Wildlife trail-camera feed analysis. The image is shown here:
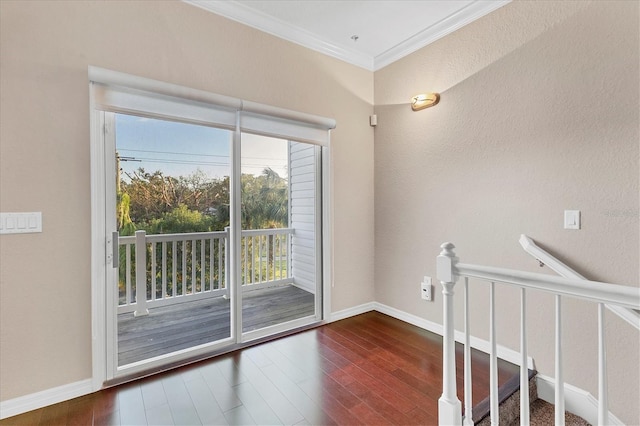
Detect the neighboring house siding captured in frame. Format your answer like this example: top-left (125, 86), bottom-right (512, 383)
top-left (289, 142), bottom-right (317, 294)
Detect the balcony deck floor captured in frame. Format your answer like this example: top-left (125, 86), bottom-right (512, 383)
top-left (118, 285), bottom-right (314, 366)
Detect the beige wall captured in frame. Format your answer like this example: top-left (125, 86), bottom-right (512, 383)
top-left (374, 0), bottom-right (639, 423)
top-left (2, 0), bottom-right (638, 422)
top-left (0, 0), bottom-right (374, 401)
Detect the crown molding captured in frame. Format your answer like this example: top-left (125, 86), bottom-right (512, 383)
top-left (183, 0), bottom-right (510, 72)
top-left (184, 0), bottom-right (374, 70)
top-left (374, 0), bottom-right (512, 70)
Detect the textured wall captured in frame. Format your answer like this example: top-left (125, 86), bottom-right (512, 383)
top-left (0, 0), bottom-right (374, 401)
top-left (374, 0), bottom-right (639, 423)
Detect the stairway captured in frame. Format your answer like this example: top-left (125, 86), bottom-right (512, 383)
top-left (474, 371), bottom-right (590, 425)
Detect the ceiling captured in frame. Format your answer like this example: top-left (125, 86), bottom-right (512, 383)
top-left (184, 0), bottom-right (510, 71)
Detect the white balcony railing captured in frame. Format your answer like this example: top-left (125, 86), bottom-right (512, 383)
top-left (117, 227), bottom-right (294, 316)
top-left (436, 242), bottom-right (640, 426)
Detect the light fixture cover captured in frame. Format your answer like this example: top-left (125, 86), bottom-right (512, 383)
top-left (411, 93), bottom-right (440, 111)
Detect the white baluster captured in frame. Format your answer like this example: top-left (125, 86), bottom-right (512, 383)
top-left (218, 237), bottom-right (223, 290)
top-left (598, 303), bottom-right (608, 425)
top-left (182, 240), bottom-right (187, 296)
top-left (437, 242), bottom-right (462, 425)
top-left (251, 236), bottom-right (256, 284)
top-left (191, 239), bottom-right (196, 293)
top-left (200, 239), bottom-right (205, 292)
top-left (520, 288), bottom-right (530, 425)
top-left (210, 237), bottom-right (215, 291)
top-left (259, 235), bottom-right (263, 284)
top-left (490, 282), bottom-right (499, 425)
top-left (171, 240), bottom-right (177, 297)
top-left (134, 230), bottom-right (149, 317)
top-left (272, 233), bottom-right (276, 280)
top-left (150, 242), bottom-right (156, 301)
top-left (287, 231), bottom-right (293, 279)
top-left (125, 244), bottom-right (131, 305)
top-left (243, 234), bottom-right (248, 286)
top-left (162, 241), bottom-right (167, 299)
top-left (555, 295), bottom-right (565, 425)
top-left (463, 277), bottom-right (474, 426)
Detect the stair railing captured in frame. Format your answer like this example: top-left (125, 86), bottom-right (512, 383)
top-left (518, 234), bottom-right (639, 425)
top-left (519, 234), bottom-right (640, 330)
top-left (437, 242), bottom-right (640, 426)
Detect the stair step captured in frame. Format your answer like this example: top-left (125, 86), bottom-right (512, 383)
top-left (474, 369), bottom-right (591, 425)
top-left (474, 369), bottom-right (537, 424)
top-left (523, 399), bottom-right (591, 426)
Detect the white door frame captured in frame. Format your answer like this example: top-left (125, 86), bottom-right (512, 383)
top-left (89, 92), bottom-right (333, 391)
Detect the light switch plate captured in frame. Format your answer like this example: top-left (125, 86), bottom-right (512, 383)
top-left (0, 212), bottom-right (42, 234)
top-left (564, 210), bottom-right (580, 230)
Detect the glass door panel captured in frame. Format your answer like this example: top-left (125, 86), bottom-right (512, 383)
top-left (240, 134), bottom-right (321, 338)
top-left (112, 113), bottom-right (233, 368)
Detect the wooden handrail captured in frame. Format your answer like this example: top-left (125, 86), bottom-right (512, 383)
top-left (454, 262), bottom-right (640, 310)
top-left (519, 234), bottom-right (640, 329)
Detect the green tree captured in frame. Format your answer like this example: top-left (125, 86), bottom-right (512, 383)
top-left (120, 168), bottom-right (230, 233)
top-left (241, 168), bottom-right (288, 230)
top-left (148, 204), bottom-right (215, 234)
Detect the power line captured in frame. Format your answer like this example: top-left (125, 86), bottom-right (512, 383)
top-left (118, 148), bottom-right (286, 162)
top-left (119, 148), bottom-right (229, 158)
top-left (121, 157), bottom-right (285, 171)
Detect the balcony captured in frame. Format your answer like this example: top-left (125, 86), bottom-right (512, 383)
top-left (117, 228), bottom-right (315, 366)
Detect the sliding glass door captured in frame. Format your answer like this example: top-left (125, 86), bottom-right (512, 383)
top-left (100, 111), bottom-right (324, 379)
top-left (91, 69), bottom-right (332, 380)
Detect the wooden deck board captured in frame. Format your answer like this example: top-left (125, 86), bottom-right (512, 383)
top-left (118, 285), bottom-right (315, 365)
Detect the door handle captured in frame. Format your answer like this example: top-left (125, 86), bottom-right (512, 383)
top-left (112, 231), bottom-right (119, 269)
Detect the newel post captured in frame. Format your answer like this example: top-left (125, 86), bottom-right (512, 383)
top-left (437, 242), bottom-right (462, 425)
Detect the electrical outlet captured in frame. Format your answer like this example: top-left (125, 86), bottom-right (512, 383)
top-left (421, 276), bottom-right (432, 301)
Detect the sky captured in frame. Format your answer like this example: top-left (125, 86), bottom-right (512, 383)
top-left (115, 113), bottom-right (289, 181)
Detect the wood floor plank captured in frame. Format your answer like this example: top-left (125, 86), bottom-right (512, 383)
top-left (66, 395), bottom-right (95, 426)
top-left (343, 379), bottom-right (415, 425)
top-left (223, 405), bottom-right (255, 426)
top-left (258, 342), bottom-right (309, 384)
top-left (140, 380), bottom-right (168, 411)
top-left (296, 377), bottom-right (363, 425)
top-left (183, 376), bottom-right (228, 425)
top-left (199, 363), bottom-right (242, 413)
top-left (233, 352), bottom-right (304, 425)
top-left (233, 381), bottom-right (282, 426)
top-left (341, 361), bottom-right (416, 414)
top-left (211, 355), bottom-right (249, 387)
top-left (144, 403), bottom-right (173, 426)
top-left (349, 402), bottom-right (391, 426)
top-left (161, 375), bottom-right (202, 425)
top-left (260, 363), bottom-right (336, 426)
top-left (3, 311), bottom-right (524, 426)
top-left (38, 400), bottom-right (69, 426)
top-left (117, 385), bottom-right (147, 426)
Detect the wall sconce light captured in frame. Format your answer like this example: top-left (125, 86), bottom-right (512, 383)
top-left (411, 93), bottom-right (440, 111)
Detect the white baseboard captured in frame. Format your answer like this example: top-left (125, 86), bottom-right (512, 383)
top-left (329, 302), bottom-right (375, 322)
top-left (372, 302), bottom-right (535, 369)
top-left (536, 374), bottom-right (624, 425)
top-left (0, 379), bottom-right (93, 420)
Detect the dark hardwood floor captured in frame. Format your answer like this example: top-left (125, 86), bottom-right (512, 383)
top-left (1, 312), bottom-right (518, 425)
top-left (119, 285), bottom-right (315, 365)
